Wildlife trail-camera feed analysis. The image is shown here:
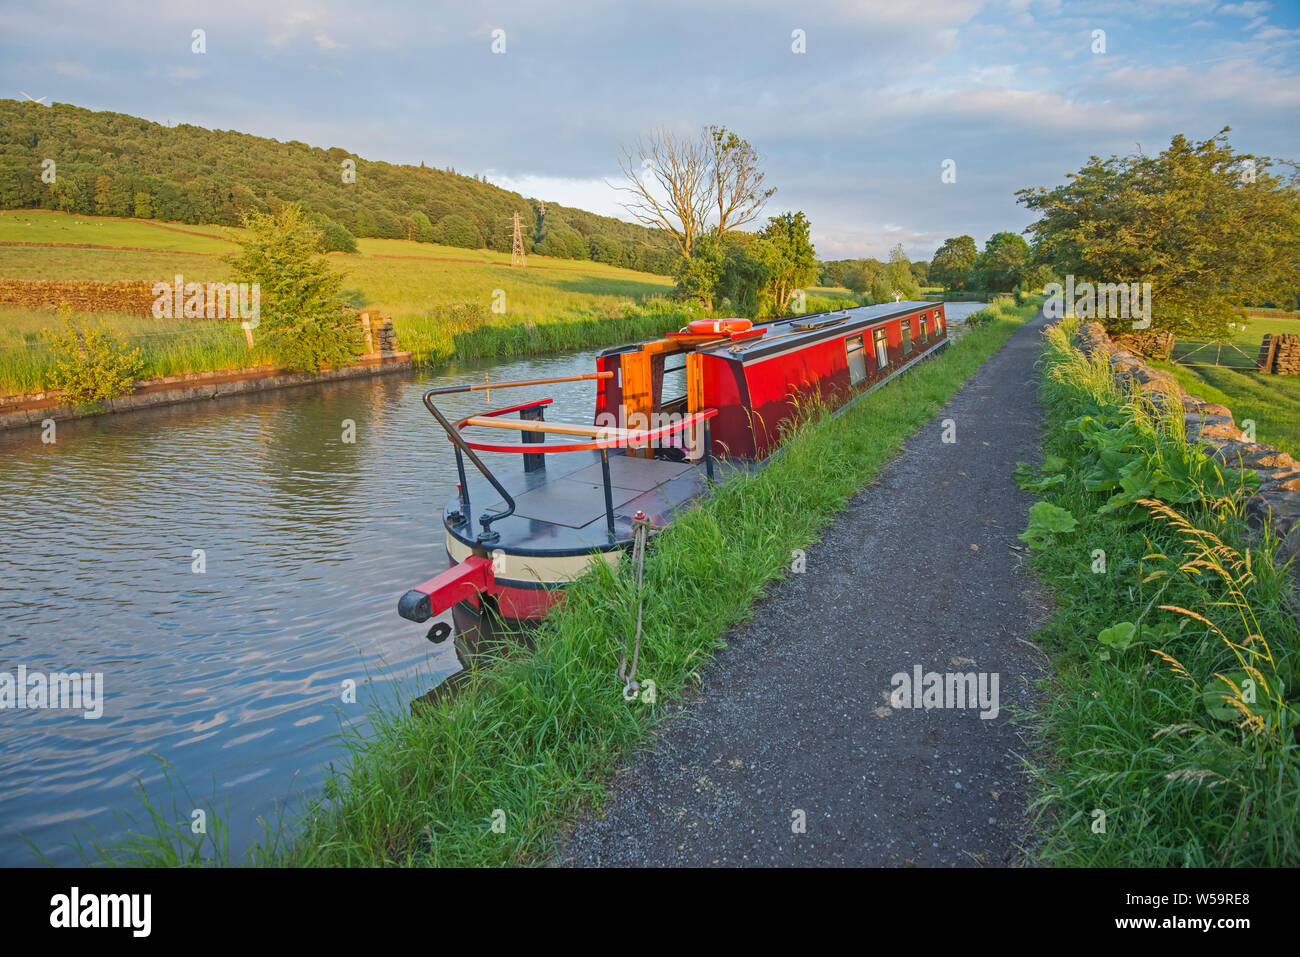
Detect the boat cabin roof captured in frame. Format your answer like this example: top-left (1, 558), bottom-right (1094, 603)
top-left (598, 300), bottom-right (942, 364)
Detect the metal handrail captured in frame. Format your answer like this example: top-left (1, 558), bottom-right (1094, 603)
top-left (421, 373), bottom-right (611, 542)
top-left (421, 371), bottom-right (716, 544)
top-left (455, 407), bottom-right (718, 454)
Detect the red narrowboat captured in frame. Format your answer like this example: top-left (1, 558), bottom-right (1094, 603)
top-left (398, 300), bottom-right (948, 632)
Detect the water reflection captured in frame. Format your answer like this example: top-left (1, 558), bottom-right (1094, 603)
top-left (0, 351), bottom-right (600, 866)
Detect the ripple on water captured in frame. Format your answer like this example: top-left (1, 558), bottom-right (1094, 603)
top-left (0, 351), bottom-right (603, 865)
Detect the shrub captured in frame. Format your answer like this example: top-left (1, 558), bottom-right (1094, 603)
top-left (312, 217), bottom-right (359, 253)
top-left (46, 306), bottom-right (143, 408)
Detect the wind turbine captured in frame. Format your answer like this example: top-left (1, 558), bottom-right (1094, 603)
top-left (19, 91), bottom-right (48, 105)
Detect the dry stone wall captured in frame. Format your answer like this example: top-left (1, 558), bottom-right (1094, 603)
top-left (1257, 333), bottom-right (1300, 375)
top-left (1075, 321), bottom-right (1300, 576)
top-left (0, 279), bottom-right (158, 314)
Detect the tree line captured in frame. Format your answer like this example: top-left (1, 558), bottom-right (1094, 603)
top-left (819, 247), bottom-right (927, 302)
top-left (926, 129), bottom-right (1299, 338)
top-left (927, 232), bottom-right (1052, 296)
top-left (0, 100), bottom-right (681, 274)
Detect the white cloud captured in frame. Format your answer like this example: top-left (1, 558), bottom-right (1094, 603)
top-left (482, 172), bottom-right (631, 221)
top-left (1216, 2), bottom-right (1272, 16)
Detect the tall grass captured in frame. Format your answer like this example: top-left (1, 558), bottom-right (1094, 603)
top-left (1022, 317), bottom-right (1300, 866)
top-left (392, 296), bottom-right (702, 366)
top-left (0, 306), bottom-right (266, 395)
top-left (74, 299), bottom-right (1042, 867)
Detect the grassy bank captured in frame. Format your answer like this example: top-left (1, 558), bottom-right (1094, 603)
top-left (0, 305), bottom-right (270, 395)
top-left (1021, 318), bottom-right (1299, 866)
top-left (388, 297), bottom-right (700, 367)
top-left (1141, 309), bottom-right (1300, 458)
top-left (83, 298), bottom-right (1042, 866)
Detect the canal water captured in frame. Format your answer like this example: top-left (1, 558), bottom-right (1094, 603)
top-left (0, 302), bottom-right (987, 865)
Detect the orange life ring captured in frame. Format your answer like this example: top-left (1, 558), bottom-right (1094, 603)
top-left (686, 318), bottom-right (752, 336)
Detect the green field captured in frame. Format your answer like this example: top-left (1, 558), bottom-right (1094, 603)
top-left (0, 211), bottom-right (676, 318)
top-left (0, 210), bottom-right (236, 252)
top-left (1152, 360), bottom-right (1300, 460)
top-left (1152, 311), bottom-right (1300, 459)
top-left (0, 211), bottom-right (687, 395)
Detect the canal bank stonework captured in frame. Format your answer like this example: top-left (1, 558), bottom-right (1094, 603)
top-left (0, 352), bottom-right (413, 431)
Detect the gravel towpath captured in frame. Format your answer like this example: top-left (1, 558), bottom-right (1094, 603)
top-left (557, 311), bottom-right (1053, 867)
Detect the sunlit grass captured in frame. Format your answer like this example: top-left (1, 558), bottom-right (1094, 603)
top-left (1150, 359), bottom-right (1300, 460)
top-left (1022, 317), bottom-right (1300, 866)
top-left (0, 209), bottom-right (239, 252)
top-left (0, 305), bottom-right (267, 395)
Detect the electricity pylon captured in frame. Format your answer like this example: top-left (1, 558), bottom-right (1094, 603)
top-left (511, 211), bottom-right (526, 267)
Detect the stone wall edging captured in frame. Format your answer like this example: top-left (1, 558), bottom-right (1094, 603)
top-left (0, 353), bottom-right (413, 431)
top-left (1073, 321), bottom-right (1300, 575)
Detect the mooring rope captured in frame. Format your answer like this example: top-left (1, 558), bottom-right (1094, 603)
top-left (617, 510), bottom-right (653, 698)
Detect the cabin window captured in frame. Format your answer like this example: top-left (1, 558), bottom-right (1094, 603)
top-left (919, 315), bottom-right (929, 344)
top-left (845, 334), bottom-right (867, 386)
top-left (935, 311), bottom-right (944, 333)
top-left (901, 320), bottom-right (913, 355)
top-left (873, 327), bottom-right (889, 369)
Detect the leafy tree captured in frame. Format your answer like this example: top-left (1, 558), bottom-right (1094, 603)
top-left (756, 211), bottom-right (818, 315)
top-left (675, 234), bottom-right (727, 309)
top-left (930, 235), bottom-right (978, 291)
top-left (227, 205), bottom-right (360, 372)
top-left (886, 244), bottom-right (920, 299)
top-left (588, 234), bottom-right (622, 265)
top-left (354, 208), bottom-right (379, 237)
top-left (534, 225), bottom-right (586, 259)
top-left (717, 236), bottom-right (770, 314)
top-left (408, 211), bottom-right (434, 242)
top-left (435, 213), bottom-right (482, 249)
top-left (93, 175), bottom-right (113, 215)
top-left (971, 231), bottom-right (1031, 292)
top-left (1016, 128), bottom-right (1300, 338)
top-left (1019, 262), bottom-right (1056, 294)
top-left (706, 125), bottom-right (776, 236)
top-left (307, 213), bottom-right (358, 253)
top-left (843, 263), bottom-right (870, 296)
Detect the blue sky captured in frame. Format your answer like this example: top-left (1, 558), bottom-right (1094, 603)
top-left (2, 0), bottom-right (1297, 260)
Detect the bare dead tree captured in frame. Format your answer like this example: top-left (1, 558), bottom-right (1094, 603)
top-left (707, 125), bottom-right (776, 237)
top-left (614, 129), bottom-right (714, 258)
